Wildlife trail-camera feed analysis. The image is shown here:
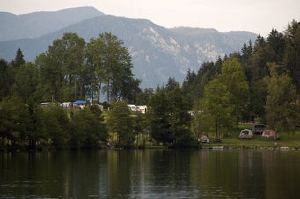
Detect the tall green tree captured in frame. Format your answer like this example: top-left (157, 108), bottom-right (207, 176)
top-left (8, 48), bottom-right (26, 96)
top-left (182, 58), bottom-right (223, 109)
top-left (37, 33), bottom-right (85, 102)
top-left (11, 48), bottom-right (25, 68)
top-left (220, 58), bottom-right (249, 127)
top-left (0, 59), bottom-right (10, 100)
top-left (135, 88), bottom-right (154, 105)
top-left (203, 77), bottom-right (234, 138)
top-left (167, 86), bottom-right (192, 146)
top-left (12, 62), bottom-right (40, 103)
top-left (86, 35), bottom-right (106, 102)
top-left (284, 20), bottom-right (300, 94)
top-left (86, 32), bottom-right (140, 103)
top-left (106, 101), bottom-right (134, 147)
top-left (245, 35), bottom-right (269, 122)
top-left (0, 95), bottom-right (29, 150)
top-left (69, 106), bottom-right (108, 149)
top-left (148, 90), bottom-right (172, 144)
top-left (41, 105), bottom-right (70, 149)
top-left (148, 79), bottom-right (193, 146)
top-left (265, 63), bottom-right (298, 133)
top-left (181, 69), bottom-right (197, 109)
top-left (191, 99), bottom-right (214, 140)
top-left (26, 100), bottom-right (44, 150)
top-left (266, 29), bottom-right (286, 62)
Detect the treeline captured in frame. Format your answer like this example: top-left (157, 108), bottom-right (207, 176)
top-left (0, 32), bottom-right (141, 104)
top-left (1, 20), bottom-right (300, 151)
top-left (0, 97), bottom-right (107, 151)
top-left (182, 20), bottom-right (300, 138)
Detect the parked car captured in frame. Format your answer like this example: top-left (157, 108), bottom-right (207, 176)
top-left (239, 129), bottom-right (253, 139)
top-left (252, 124), bottom-right (266, 134)
top-left (262, 130), bottom-right (279, 140)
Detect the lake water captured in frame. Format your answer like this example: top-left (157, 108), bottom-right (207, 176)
top-left (1, 149), bottom-right (300, 198)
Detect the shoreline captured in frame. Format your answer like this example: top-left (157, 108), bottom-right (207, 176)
top-left (201, 145), bottom-right (299, 151)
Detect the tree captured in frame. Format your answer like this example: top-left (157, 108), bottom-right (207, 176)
top-left (69, 106), bottom-right (108, 149)
top-left (148, 90), bottom-right (173, 145)
top-left (167, 86), bottom-right (193, 146)
top-left (37, 33), bottom-right (86, 102)
top-left (0, 59), bottom-right (10, 100)
top-left (266, 29), bottom-right (286, 62)
top-left (284, 20), bottom-right (300, 94)
top-left (12, 62), bottom-right (40, 103)
top-left (7, 48), bottom-right (26, 96)
top-left (182, 69), bottom-right (197, 109)
top-left (148, 79), bottom-right (193, 146)
top-left (106, 101), bottom-right (135, 147)
top-left (85, 34), bottom-right (106, 102)
top-left (41, 105), bottom-right (70, 149)
top-left (199, 58), bottom-right (248, 139)
top-left (182, 59), bottom-right (222, 108)
top-left (203, 77), bottom-right (235, 139)
top-left (191, 99), bottom-right (214, 140)
top-left (0, 95), bottom-right (29, 150)
top-left (26, 99), bottom-right (44, 150)
top-left (265, 63), bottom-right (298, 133)
top-left (246, 33), bottom-right (284, 121)
top-left (135, 88), bottom-right (154, 105)
top-left (86, 32), bottom-right (140, 103)
top-left (11, 48), bottom-right (25, 68)
top-left (220, 58), bottom-right (249, 127)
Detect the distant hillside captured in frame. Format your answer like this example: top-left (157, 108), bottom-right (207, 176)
top-left (0, 7), bottom-right (257, 88)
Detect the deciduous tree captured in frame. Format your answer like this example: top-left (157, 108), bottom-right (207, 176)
top-left (148, 79), bottom-right (193, 146)
top-left (13, 62), bottom-right (40, 103)
top-left (220, 58), bottom-right (249, 127)
top-left (37, 33), bottom-right (85, 102)
top-left (86, 32), bottom-right (140, 103)
top-left (203, 77), bottom-right (234, 138)
top-left (265, 63), bottom-right (298, 133)
top-left (106, 101), bottom-right (134, 147)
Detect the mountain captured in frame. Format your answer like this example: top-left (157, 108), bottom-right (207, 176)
top-left (0, 7), bottom-right (257, 88)
top-left (0, 6), bottom-right (104, 41)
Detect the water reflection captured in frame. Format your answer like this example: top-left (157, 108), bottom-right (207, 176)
top-left (1, 150), bottom-right (300, 198)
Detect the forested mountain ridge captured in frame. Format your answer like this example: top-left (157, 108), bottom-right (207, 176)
top-left (0, 7), bottom-right (257, 88)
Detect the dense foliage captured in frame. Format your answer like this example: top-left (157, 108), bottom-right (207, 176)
top-left (1, 20), bottom-right (300, 150)
top-left (147, 78), bottom-right (194, 147)
top-left (183, 20), bottom-right (300, 137)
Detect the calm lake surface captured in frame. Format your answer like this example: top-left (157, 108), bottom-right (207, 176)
top-left (1, 149), bottom-right (300, 198)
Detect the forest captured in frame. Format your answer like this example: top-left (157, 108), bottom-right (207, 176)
top-left (0, 20), bottom-right (300, 151)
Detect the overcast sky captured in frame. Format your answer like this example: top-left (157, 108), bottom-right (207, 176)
top-left (1, 0), bottom-right (299, 36)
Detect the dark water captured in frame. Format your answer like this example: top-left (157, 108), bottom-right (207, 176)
top-left (1, 149), bottom-right (300, 198)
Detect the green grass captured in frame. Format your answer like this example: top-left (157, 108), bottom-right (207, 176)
top-left (202, 123), bottom-right (300, 148)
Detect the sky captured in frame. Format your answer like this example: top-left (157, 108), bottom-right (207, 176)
top-left (1, 0), bottom-right (300, 36)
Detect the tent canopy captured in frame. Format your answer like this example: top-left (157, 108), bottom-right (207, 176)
top-left (73, 100), bottom-right (86, 105)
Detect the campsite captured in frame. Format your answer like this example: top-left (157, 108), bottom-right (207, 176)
top-left (199, 123), bottom-right (300, 150)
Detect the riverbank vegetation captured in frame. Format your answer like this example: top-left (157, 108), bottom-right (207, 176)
top-left (1, 20), bottom-right (300, 151)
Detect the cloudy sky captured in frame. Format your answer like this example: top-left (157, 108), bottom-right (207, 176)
top-left (1, 0), bottom-right (299, 36)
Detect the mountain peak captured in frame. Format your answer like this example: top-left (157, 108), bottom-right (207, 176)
top-left (19, 6), bottom-right (104, 17)
top-left (0, 6), bottom-right (104, 41)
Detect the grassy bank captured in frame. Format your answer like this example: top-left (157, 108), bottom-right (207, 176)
top-left (201, 124), bottom-right (300, 149)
